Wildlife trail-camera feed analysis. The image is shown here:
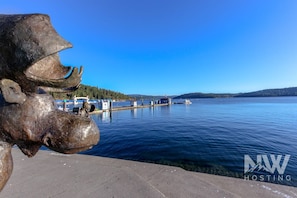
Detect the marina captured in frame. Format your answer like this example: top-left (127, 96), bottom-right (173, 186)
top-left (56, 96), bottom-right (192, 114)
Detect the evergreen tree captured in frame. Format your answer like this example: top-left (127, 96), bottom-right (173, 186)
top-left (50, 84), bottom-right (130, 100)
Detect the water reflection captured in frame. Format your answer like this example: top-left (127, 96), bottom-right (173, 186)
top-left (98, 111), bottom-right (112, 123)
top-left (131, 109), bottom-right (137, 118)
top-left (149, 106), bottom-right (155, 116)
top-left (159, 105), bottom-right (171, 116)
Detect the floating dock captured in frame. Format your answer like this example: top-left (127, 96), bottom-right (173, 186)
top-left (91, 103), bottom-right (169, 114)
top-left (58, 98), bottom-right (176, 114)
top-left (2, 149), bottom-right (297, 197)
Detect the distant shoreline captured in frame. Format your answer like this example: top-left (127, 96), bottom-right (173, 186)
top-left (52, 84), bottom-right (297, 100)
top-left (173, 87), bottom-right (297, 99)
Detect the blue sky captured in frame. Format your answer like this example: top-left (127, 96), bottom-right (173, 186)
top-left (1, 1), bottom-right (297, 95)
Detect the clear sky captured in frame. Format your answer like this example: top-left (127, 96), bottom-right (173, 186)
top-left (1, 0), bottom-right (297, 95)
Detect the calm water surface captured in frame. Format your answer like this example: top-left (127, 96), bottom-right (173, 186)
top-left (81, 97), bottom-right (297, 186)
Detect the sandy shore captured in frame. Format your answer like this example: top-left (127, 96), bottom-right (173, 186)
top-left (1, 149), bottom-right (297, 198)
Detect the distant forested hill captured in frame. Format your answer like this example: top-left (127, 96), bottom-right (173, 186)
top-left (51, 85), bottom-right (297, 100)
top-left (128, 94), bottom-right (174, 100)
top-left (174, 87), bottom-right (297, 99)
top-left (51, 84), bottom-right (130, 100)
top-left (235, 87), bottom-right (297, 97)
top-left (174, 92), bottom-right (235, 99)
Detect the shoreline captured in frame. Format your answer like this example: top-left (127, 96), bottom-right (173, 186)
top-left (2, 149), bottom-right (297, 197)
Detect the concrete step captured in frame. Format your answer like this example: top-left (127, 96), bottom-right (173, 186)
top-left (1, 149), bottom-right (297, 198)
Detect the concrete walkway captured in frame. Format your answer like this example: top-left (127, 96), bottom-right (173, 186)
top-left (1, 149), bottom-right (297, 198)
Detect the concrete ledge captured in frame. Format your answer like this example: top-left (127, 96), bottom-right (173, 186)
top-left (1, 149), bottom-right (297, 198)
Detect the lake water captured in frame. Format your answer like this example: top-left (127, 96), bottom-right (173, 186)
top-left (81, 97), bottom-right (297, 187)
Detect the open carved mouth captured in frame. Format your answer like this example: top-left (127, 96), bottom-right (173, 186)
top-left (24, 53), bottom-right (83, 93)
top-left (0, 14), bottom-right (83, 94)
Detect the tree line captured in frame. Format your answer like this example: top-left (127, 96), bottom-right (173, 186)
top-left (174, 87), bottom-right (297, 99)
top-left (235, 87), bottom-right (297, 97)
top-left (174, 92), bottom-right (235, 99)
top-left (50, 84), bottom-right (130, 100)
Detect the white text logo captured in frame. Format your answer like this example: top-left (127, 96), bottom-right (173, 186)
top-left (244, 154), bottom-right (291, 182)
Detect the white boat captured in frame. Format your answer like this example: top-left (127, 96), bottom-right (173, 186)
top-left (184, 99), bottom-right (192, 104)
